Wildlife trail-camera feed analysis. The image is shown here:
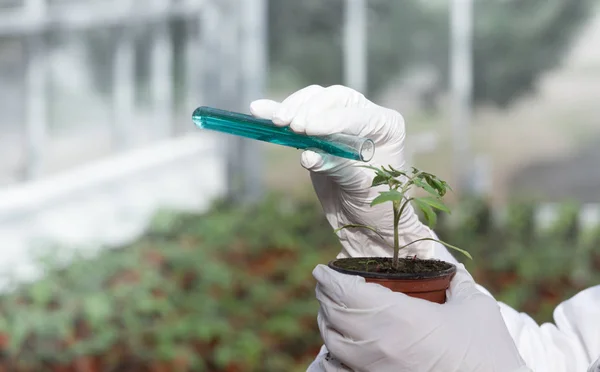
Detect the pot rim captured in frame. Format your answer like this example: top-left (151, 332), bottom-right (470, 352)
top-left (328, 257), bottom-right (457, 280)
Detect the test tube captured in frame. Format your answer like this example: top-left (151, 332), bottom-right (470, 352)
top-left (192, 106), bottom-right (375, 162)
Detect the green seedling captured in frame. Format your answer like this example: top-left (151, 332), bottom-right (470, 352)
top-left (335, 165), bottom-right (472, 269)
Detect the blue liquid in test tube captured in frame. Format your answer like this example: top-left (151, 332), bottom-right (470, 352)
top-left (192, 106), bottom-right (375, 162)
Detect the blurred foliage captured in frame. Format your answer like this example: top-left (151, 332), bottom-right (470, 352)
top-left (436, 198), bottom-right (600, 322)
top-left (0, 194), bottom-right (598, 370)
top-left (269, 0), bottom-right (592, 107)
top-left (0, 195), bottom-right (338, 371)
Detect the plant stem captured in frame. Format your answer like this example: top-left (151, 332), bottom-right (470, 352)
top-left (392, 176), bottom-right (416, 269)
top-left (393, 201), bottom-right (400, 268)
top-left (392, 196), bottom-right (415, 268)
top-left (397, 197), bottom-right (413, 223)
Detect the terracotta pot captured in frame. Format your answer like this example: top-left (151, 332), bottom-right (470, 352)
top-left (328, 258), bottom-right (457, 304)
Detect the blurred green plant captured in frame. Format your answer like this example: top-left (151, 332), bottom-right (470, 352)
top-left (0, 195), bottom-right (339, 371)
top-left (0, 194), bottom-right (597, 371)
top-left (435, 198), bottom-right (600, 322)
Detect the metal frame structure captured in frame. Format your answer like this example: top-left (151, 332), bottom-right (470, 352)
top-left (0, 0), bottom-right (267, 285)
top-left (0, 0), bottom-right (267, 203)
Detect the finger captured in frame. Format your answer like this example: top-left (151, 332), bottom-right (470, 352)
top-left (446, 263), bottom-right (482, 302)
top-left (249, 99), bottom-right (281, 120)
top-left (303, 107), bottom-right (405, 146)
top-left (290, 85), bottom-right (376, 133)
top-left (316, 282), bottom-right (391, 343)
top-left (313, 264), bottom-right (421, 310)
top-left (272, 84), bottom-right (324, 126)
top-left (317, 308), bottom-right (363, 370)
top-left (316, 285), bottom-right (359, 340)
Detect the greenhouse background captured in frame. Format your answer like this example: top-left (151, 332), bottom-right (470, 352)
top-left (0, 0), bottom-right (599, 370)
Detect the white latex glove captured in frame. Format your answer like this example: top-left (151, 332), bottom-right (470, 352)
top-left (250, 85), bottom-right (436, 259)
top-left (308, 261), bottom-right (531, 372)
top-left (307, 237), bottom-right (600, 372)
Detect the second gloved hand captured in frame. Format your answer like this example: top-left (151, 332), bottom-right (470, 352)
top-left (310, 262), bottom-right (531, 372)
top-left (250, 85), bottom-right (436, 259)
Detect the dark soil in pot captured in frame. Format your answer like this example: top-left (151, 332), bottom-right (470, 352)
top-left (328, 257), bottom-right (457, 304)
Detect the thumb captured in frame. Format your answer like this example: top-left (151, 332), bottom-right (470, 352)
top-left (447, 263), bottom-right (482, 302)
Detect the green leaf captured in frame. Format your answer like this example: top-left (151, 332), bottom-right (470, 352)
top-left (415, 196), bottom-right (450, 213)
top-left (422, 174), bottom-right (450, 197)
top-left (371, 174), bottom-right (388, 187)
top-left (384, 165), bottom-right (403, 177)
top-left (413, 199), bottom-right (437, 228)
top-left (358, 165), bottom-right (387, 176)
top-left (438, 241), bottom-right (472, 260)
top-left (371, 190), bottom-right (404, 206)
top-left (413, 178), bottom-right (439, 196)
top-left (399, 237), bottom-right (472, 260)
top-left (387, 165), bottom-right (404, 173)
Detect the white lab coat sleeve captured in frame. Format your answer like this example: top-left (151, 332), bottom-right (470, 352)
top-left (483, 285), bottom-right (600, 372)
top-left (552, 285), bottom-right (600, 371)
top-left (435, 238), bottom-right (600, 371)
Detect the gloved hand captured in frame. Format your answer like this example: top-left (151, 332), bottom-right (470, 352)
top-left (307, 262), bottom-right (531, 372)
top-left (250, 85), bottom-right (436, 259)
